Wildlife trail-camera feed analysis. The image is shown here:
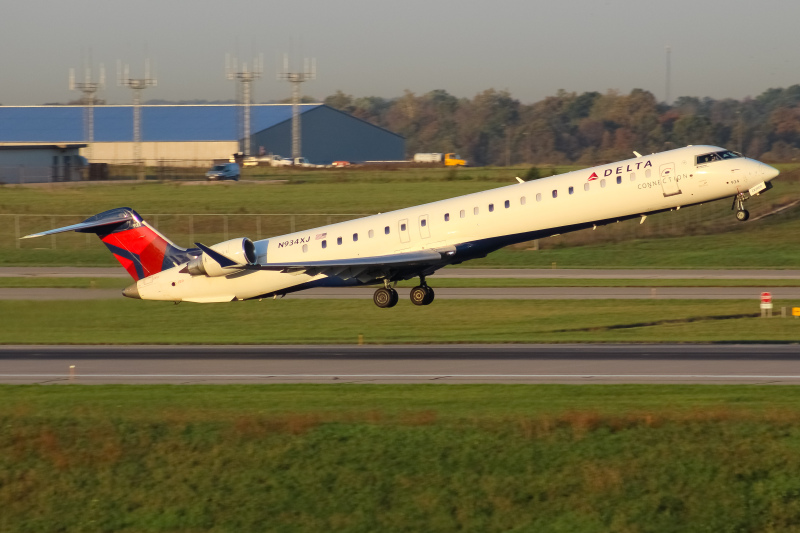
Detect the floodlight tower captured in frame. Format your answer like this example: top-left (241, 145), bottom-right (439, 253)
top-left (278, 55), bottom-right (316, 160)
top-left (665, 45), bottom-right (672, 105)
top-left (119, 59), bottom-right (157, 180)
top-left (69, 62), bottom-right (105, 160)
top-left (226, 54), bottom-right (263, 156)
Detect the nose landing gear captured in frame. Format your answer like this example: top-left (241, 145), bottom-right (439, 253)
top-left (732, 192), bottom-right (750, 222)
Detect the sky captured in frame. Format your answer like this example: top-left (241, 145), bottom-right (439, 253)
top-left (2, 0), bottom-right (799, 106)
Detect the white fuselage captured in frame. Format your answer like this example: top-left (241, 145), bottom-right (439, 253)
top-left (136, 145), bottom-right (779, 302)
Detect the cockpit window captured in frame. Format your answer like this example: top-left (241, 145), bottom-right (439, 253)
top-left (696, 150), bottom-right (742, 165)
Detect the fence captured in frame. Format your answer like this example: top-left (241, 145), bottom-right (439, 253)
top-left (1, 200), bottom-right (747, 255)
top-left (2, 213), bottom-right (370, 251)
top-left (0, 165), bottom-right (86, 184)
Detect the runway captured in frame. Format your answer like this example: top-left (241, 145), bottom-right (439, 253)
top-left (2, 344), bottom-right (800, 384)
top-left (2, 267), bottom-right (799, 279)
top-left (0, 286), bottom-right (797, 300)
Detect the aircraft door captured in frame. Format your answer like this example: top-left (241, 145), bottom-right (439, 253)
top-left (418, 214), bottom-right (430, 239)
top-left (398, 218), bottom-right (410, 243)
top-left (660, 162), bottom-right (682, 197)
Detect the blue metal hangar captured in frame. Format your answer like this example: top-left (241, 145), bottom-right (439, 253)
top-left (0, 104), bottom-right (404, 165)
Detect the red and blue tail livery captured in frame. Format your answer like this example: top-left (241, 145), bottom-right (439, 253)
top-left (23, 207), bottom-right (196, 281)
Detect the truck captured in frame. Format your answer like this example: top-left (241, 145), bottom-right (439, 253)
top-left (412, 153), bottom-right (468, 166)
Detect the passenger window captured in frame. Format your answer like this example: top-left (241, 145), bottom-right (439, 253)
top-left (600, 179), bottom-right (606, 188)
top-left (369, 229), bottom-right (374, 238)
top-left (321, 240), bottom-right (327, 249)
top-left (645, 169), bottom-right (652, 178)
top-left (474, 207), bottom-right (479, 215)
top-left (535, 193), bottom-right (541, 202)
top-left (353, 233), bottom-right (358, 242)
top-left (616, 176), bottom-right (621, 184)
top-left (385, 226), bottom-right (390, 235)
top-left (488, 204), bottom-right (494, 212)
top-left (400, 223), bottom-right (406, 231)
top-left (568, 186), bottom-right (574, 195)
top-left (302, 244), bottom-right (308, 253)
top-left (337, 237), bottom-right (343, 245)
top-left (552, 190), bottom-right (557, 198)
top-left (630, 173), bottom-right (635, 181)
top-left (460, 209), bottom-right (465, 218)
top-left (444, 213), bottom-right (450, 222)
top-left (521, 196), bottom-right (527, 205)
top-left (584, 183), bottom-right (590, 191)
top-left (504, 200), bottom-right (510, 208)
top-left (421, 219), bottom-right (427, 227)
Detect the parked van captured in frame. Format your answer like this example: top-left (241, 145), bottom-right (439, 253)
top-left (205, 163), bottom-right (240, 181)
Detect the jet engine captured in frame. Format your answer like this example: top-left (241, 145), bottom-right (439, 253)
top-left (187, 238), bottom-right (257, 277)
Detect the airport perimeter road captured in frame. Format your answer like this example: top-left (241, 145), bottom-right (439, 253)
top-left (2, 267), bottom-right (800, 279)
top-left (2, 344), bottom-right (800, 384)
top-left (1, 286), bottom-right (799, 300)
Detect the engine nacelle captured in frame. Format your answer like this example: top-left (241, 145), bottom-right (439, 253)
top-left (187, 237), bottom-right (257, 277)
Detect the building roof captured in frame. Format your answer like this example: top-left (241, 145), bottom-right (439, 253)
top-left (0, 144), bottom-right (87, 150)
top-left (0, 104), bottom-right (322, 143)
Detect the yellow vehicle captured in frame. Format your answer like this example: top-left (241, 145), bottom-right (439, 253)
top-left (413, 152), bottom-right (468, 166)
top-left (444, 153), bottom-right (467, 166)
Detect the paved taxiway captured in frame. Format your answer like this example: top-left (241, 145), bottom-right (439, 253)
top-left (2, 267), bottom-right (800, 279)
top-left (2, 267), bottom-right (797, 300)
top-left (2, 344), bottom-right (800, 384)
top-left (2, 286), bottom-right (799, 300)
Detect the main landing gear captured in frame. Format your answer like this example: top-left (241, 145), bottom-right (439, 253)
top-left (732, 192), bottom-right (750, 222)
top-left (373, 281), bottom-right (399, 308)
top-left (372, 277), bottom-right (436, 308)
top-left (410, 279), bottom-right (435, 306)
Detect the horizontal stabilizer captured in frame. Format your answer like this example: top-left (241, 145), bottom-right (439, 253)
top-left (21, 209), bottom-right (137, 239)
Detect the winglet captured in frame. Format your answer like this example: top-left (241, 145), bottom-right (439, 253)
top-left (515, 177), bottom-right (524, 183)
top-left (195, 242), bottom-right (239, 268)
top-left (633, 151), bottom-right (642, 157)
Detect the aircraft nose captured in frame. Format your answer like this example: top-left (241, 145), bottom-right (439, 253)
top-left (761, 162), bottom-right (780, 181)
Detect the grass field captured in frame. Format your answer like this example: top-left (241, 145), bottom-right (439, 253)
top-left (4, 276), bottom-right (800, 289)
top-left (5, 385), bottom-right (800, 532)
top-left (2, 165), bottom-right (800, 268)
top-left (1, 299), bottom-right (799, 344)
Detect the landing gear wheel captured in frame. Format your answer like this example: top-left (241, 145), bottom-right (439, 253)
top-left (410, 286), bottom-right (435, 306)
top-left (373, 287), bottom-right (399, 308)
top-left (736, 209), bottom-right (750, 222)
top-left (422, 287), bottom-right (435, 305)
top-left (410, 286), bottom-right (428, 306)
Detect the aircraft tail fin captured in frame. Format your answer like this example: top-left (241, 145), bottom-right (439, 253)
top-left (22, 207), bottom-right (197, 281)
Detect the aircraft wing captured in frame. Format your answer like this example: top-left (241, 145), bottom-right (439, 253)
top-left (196, 242), bottom-right (454, 282)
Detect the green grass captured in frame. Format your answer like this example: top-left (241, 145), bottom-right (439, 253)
top-left (6, 385), bottom-right (800, 532)
top-left (408, 278), bottom-right (800, 287)
top-left (2, 166), bottom-right (799, 268)
top-left (5, 216), bottom-right (800, 268)
top-left (0, 277), bottom-right (127, 289)
top-left (1, 299), bottom-right (799, 344)
top-left (2, 277), bottom-right (799, 289)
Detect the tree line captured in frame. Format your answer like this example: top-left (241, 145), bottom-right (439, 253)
top-left (322, 86), bottom-right (800, 165)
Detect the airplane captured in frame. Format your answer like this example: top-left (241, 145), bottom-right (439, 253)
top-left (23, 145), bottom-right (779, 308)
